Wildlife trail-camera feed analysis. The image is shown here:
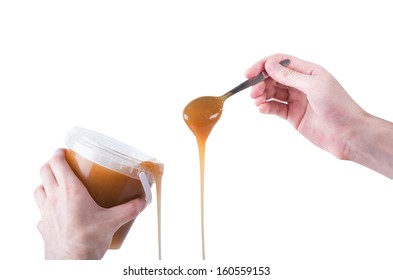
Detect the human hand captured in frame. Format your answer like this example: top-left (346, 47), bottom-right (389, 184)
top-left (34, 149), bottom-right (146, 259)
top-left (246, 54), bottom-right (367, 159)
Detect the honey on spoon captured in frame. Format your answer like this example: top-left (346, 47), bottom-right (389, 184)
top-left (183, 59), bottom-right (290, 259)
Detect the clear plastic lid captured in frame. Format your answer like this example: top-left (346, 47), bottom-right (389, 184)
top-left (64, 127), bottom-right (162, 185)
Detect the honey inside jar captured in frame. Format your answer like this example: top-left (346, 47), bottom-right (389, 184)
top-left (64, 127), bottom-right (163, 257)
top-left (65, 150), bottom-right (144, 249)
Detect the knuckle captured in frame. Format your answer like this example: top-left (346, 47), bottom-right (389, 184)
top-left (37, 221), bottom-right (43, 233)
top-left (50, 149), bottom-right (66, 167)
top-left (39, 163), bottom-right (49, 177)
top-left (282, 68), bottom-right (295, 78)
top-left (126, 202), bottom-right (140, 221)
top-left (34, 185), bottom-right (43, 197)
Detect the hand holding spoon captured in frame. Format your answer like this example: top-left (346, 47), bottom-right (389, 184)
top-left (183, 59), bottom-right (291, 139)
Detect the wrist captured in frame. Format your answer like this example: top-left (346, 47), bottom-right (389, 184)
top-left (344, 113), bottom-right (393, 179)
top-left (343, 112), bottom-right (373, 162)
top-left (45, 241), bottom-right (105, 260)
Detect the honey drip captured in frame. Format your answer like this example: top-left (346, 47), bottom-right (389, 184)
top-left (140, 161), bottom-right (164, 260)
top-left (183, 95), bottom-right (225, 259)
top-left (183, 59), bottom-right (290, 259)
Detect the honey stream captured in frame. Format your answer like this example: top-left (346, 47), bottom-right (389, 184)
top-left (183, 59), bottom-right (290, 259)
top-left (183, 95), bottom-right (225, 259)
top-left (140, 161), bottom-right (164, 260)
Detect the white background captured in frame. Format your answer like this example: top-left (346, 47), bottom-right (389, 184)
top-left (1, 0), bottom-right (392, 279)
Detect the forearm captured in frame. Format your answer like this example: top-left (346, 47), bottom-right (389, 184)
top-left (346, 114), bottom-right (393, 179)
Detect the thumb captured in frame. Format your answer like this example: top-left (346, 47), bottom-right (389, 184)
top-left (106, 198), bottom-right (147, 229)
top-left (265, 59), bottom-right (311, 91)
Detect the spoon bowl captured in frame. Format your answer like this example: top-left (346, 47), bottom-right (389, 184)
top-left (183, 96), bottom-right (224, 139)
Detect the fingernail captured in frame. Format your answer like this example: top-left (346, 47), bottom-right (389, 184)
top-left (266, 59), bottom-right (291, 73)
top-left (279, 59), bottom-right (291, 67)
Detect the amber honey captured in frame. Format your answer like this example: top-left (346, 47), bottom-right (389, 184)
top-left (65, 149), bottom-right (144, 249)
top-left (183, 95), bottom-right (224, 260)
top-left (64, 127), bottom-right (163, 257)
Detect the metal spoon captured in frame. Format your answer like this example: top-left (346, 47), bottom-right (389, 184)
top-left (183, 59), bottom-right (291, 139)
top-left (222, 58), bottom-right (291, 101)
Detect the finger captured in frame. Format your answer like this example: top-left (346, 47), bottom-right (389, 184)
top-left (245, 53), bottom-right (295, 79)
top-left (40, 162), bottom-right (58, 194)
top-left (255, 95), bottom-right (266, 107)
top-left (264, 55), bottom-right (322, 92)
top-left (247, 53), bottom-right (316, 74)
top-left (259, 100), bottom-right (288, 120)
top-left (250, 77), bottom-right (277, 99)
top-left (253, 77), bottom-right (278, 97)
top-left (250, 81), bottom-right (266, 99)
top-left (106, 198), bottom-right (147, 229)
top-left (49, 149), bottom-right (81, 189)
top-left (37, 220), bottom-right (44, 234)
top-left (252, 81), bottom-right (289, 106)
top-left (34, 185), bottom-right (46, 214)
top-left (246, 53), bottom-right (321, 91)
top-left (265, 85), bottom-right (290, 103)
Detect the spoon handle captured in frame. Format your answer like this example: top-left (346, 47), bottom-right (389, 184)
top-left (223, 59), bottom-right (290, 100)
